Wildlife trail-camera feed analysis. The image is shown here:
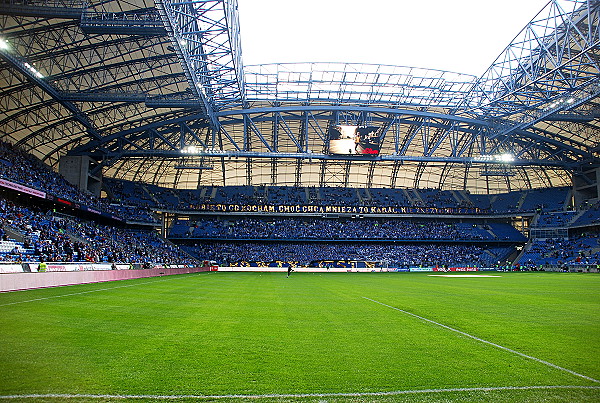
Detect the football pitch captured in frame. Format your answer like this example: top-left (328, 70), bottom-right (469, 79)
top-left (0, 271), bottom-right (599, 402)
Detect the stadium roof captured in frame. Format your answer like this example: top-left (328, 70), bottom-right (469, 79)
top-left (0, 0), bottom-right (598, 193)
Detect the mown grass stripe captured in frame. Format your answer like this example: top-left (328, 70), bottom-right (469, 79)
top-left (362, 296), bottom-right (600, 384)
top-left (1, 385), bottom-right (599, 400)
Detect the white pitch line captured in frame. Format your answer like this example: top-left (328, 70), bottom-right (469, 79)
top-left (0, 274), bottom-right (201, 307)
top-left (363, 297), bottom-right (600, 384)
top-left (0, 385), bottom-right (599, 400)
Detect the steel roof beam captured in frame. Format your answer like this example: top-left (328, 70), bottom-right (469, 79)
top-left (154, 0), bottom-right (246, 131)
top-left (244, 62), bottom-right (476, 110)
top-left (80, 8), bottom-right (167, 35)
top-left (215, 105), bottom-right (488, 126)
top-left (0, 2), bottom-right (169, 36)
top-left (68, 105), bottom-right (484, 156)
top-left (76, 149), bottom-right (575, 169)
top-left (49, 53), bottom-right (176, 82)
top-left (0, 0), bottom-right (85, 19)
top-left (0, 46), bottom-right (102, 141)
top-left (491, 77), bottom-right (600, 138)
top-left (67, 103), bottom-right (590, 163)
top-left (464, 0), bottom-right (599, 116)
top-left (59, 91), bottom-right (146, 103)
top-left (145, 97), bottom-right (203, 109)
top-left (58, 90), bottom-right (201, 109)
top-left (544, 113), bottom-right (600, 122)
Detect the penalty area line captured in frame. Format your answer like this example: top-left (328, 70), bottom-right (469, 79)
top-left (1, 386), bottom-right (600, 400)
top-left (363, 297), bottom-right (600, 384)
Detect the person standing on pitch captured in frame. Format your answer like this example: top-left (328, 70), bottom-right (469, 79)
top-left (287, 264), bottom-right (293, 278)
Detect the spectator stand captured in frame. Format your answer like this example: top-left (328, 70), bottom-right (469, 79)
top-left (0, 194), bottom-right (198, 266)
top-left (0, 141), bottom-right (157, 224)
top-left (517, 234), bottom-right (600, 270)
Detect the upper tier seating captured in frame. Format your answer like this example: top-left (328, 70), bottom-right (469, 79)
top-left (0, 141), bottom-right (156, 223)
top-left (170, 217), bottom-right (526, 242)
top-left (104, 179), bottom-right (571, 215)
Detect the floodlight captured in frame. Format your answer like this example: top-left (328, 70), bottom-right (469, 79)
top-left (181, 145), bottom-right (200, 154)
top-left (497, 153), bottom-right (514, 163)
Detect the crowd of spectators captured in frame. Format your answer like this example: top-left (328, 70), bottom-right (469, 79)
top-left (171, 217), bottom-right (505, 241)
top-left (183, 242), bottom-right (490, 267)
top-left (104, 177), bottom-right (571, 216)
top-left (106, 204), bottom-right (158, 223)
top-left (416, 189), bottom-right (461, 208)
top-left (0, 141), bottom-right (157, 223)
top-left (311, 187), bottom-right (359, 206)
top-left (0, 197), bottom-right (196, 265)
top-left (518, 234), bottom-right (600, 268)
top-left (267, 186), bottom-right (306, 205)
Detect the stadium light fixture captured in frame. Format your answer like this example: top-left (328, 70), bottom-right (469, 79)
top-left (0, 38), bottom-right (9, 51)
top-left (180, 145), bottom-right (199, 154)
top-left (23, 61), bottom-right (44, 79)
top-left (496, 153), bottom-right (515, 163)
top-left (479, 153), bottom-right (515, 163)
top-left (180, 146), bottom-right (225, 155)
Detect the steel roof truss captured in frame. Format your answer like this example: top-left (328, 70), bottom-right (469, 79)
top-left (275, 112), bottom-right (302, 152)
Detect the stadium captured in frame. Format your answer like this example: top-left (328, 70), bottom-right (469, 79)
top-left (0, 0), bottom-right (599, 401)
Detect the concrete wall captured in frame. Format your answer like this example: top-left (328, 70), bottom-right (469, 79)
top-left (58, 155), bottom-right (102, 197)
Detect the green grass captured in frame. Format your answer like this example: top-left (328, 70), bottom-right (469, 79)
top-left (0, 272), bottom-right (599, 402)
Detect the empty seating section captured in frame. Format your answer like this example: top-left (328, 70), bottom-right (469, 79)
top-left (490, 190), bottom-right (522, 213)
top-left (108, 205), bottom-right (159, 223)
top-left (467, 193), bottom-right (493, 211)
top-left (520, 187), bottom-right (570, 211)
top-left (485, 246), bottom-right (515, 263)
top-left (213, 186), bottom-right (254, 204)
top-left (106, 179), bottom-right (152, 207)
top-left (177, 189), bottom-right (202, 209)
top-left (486, 223), bottom-right (527, 241)
top-left (454, 223), bottom-right (491, 239)
top-left (571, 205), bottom-right (600, 227)
top-left (170, 220), bottom-right (191, 237)
top-left (534, 211), bottom-right (578, 228)
top-left (145, 184), bottom-right (179, 208)
top-left (0, 240), bottom-right (34, 256)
